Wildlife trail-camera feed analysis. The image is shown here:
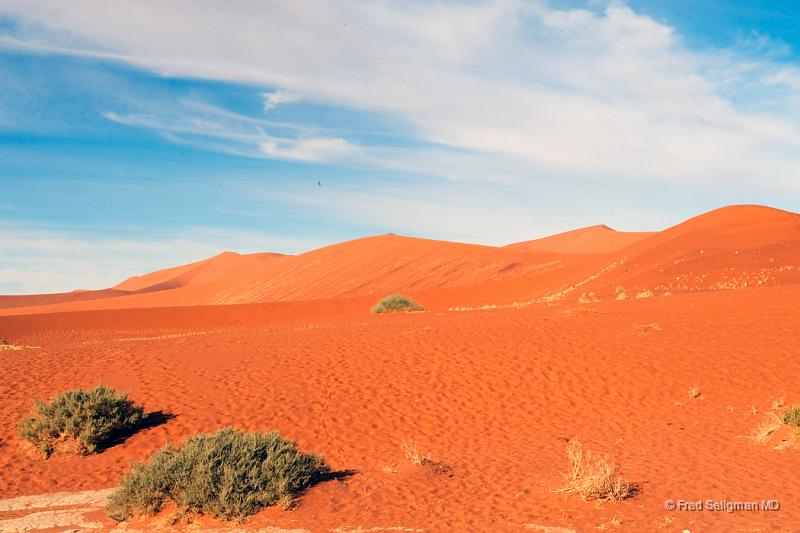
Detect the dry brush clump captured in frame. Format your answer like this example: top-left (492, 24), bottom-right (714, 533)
top-left (746, 405), bottom-right (800, 447)
top-left (107, 428), bottom-right (330, 522)
top-left (402, 439), bottom-right (453, 477)
top-left (780, 406), bottom-right (800, 427)
top-left (18, 385), bottom-right (145, 458)
top-left (558, 440), bottom-right (633, 501)
top-left (371, 294), bottom-right (425, 314)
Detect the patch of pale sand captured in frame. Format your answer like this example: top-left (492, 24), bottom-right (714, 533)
top-left (330, 528), bottom-right (424, 532)
top-left (134, 529), bottom-right (312, 533)
top-left (0, 490), bottom-right (427, 533)
top-left (0, 488), bottom-right (115, 511)
top-left (0, 507), bottom-right (104, 531)
top-left (0, 344), bottom-right (39, 351)
top-left (522, 525), bottom-right (577, 533)
top-left (113, 330), bottom-right (217, 342)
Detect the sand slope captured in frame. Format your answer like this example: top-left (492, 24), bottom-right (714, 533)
top-left (2, 205), bottom-right (799, 317)
top-left (1, 287), bottom-right (799, 531)
top-left (505, 224), bottom-right (654, 254)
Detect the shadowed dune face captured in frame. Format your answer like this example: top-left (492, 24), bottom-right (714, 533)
top-left (1, 204), bottom-right (799, 316)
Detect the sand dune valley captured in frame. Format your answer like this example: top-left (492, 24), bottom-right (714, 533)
top-left (2, 204), bottom-right (800, 532)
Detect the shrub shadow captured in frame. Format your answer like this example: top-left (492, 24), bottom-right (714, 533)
top-left (97, 410), bottom-right (176, 453)
top-left (316, 468), bottom-right (357, 483)
top-left (291, 468), bottom-right (357, 506)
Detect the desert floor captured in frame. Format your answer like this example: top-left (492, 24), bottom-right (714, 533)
top-left (2, 284), bottom-right (799, 532)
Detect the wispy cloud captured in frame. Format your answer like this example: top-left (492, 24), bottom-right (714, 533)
top-left (260, 136), bottom-right (355, 161)
top-left (263, 90), bottom-right (300, 111)
top-left (103, 104), bottom-right (361, 163)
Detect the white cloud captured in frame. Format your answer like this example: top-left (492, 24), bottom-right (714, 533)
top-left (263, 90), bottom-right (300, 110)
top-left (260, 136), bottom-right (355, 161)
top-left (104, 104), bottom-right (360, 162)
top-left (2, 1), bottom-right (800, 187)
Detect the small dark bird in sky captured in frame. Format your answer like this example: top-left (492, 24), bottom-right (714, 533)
top-left (317, 181), bottom-right (322, 187)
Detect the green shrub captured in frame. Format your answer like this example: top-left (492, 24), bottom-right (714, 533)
top-left (371, 294), bottom-right (425, 314)
top-left (107, 428), bottom-right (331, 522)
top-left (18, 385), bottom-right (145, 457)
top-left (781, 406), bottom-right (800, 427)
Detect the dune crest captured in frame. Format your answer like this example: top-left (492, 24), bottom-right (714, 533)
top-left (506, 224), bottom-right (654, 254)
top-left (1, 204), bottom-right (799, 315)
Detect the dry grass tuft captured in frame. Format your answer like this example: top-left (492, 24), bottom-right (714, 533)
top-left (402, 439), bottom-right (428, 465)
top-left (773, 432), bottom-right (799, 451)
top-left (401, 440), bottom-right (453, 477)
top-left (614, 286), bottom-right (627, 301)
top-left (688, 386), bottom-right (702, 399)
top-left (558, 440), bottom-right (633, 501)
top-left (634, 323), bottom-right (661, 334)
top-left (772, 393), bottom-right (787, 411)
top-left (635, 290), bottom-right (654, 299)
top-left (749, 413), bottom-right (783, 444)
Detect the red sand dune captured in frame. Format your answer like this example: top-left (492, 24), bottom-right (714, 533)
top-left (2, 204), bottom-right (797, 318)
top-left (506, 224), bottom-right (654, 254)
top-left (1, 204), bottom-right (800, 531)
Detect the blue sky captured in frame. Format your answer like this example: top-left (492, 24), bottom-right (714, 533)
top-left (1, 1), bottom-right (800, 293)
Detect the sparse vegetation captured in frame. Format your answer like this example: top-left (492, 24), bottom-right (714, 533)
top-left (688, 386), bottom-right (702, 399)
top-left (18, 386), bottom-right (145, 458)
top-left (371, 294), bottom-right (425, 314)
top-left (635, 289), bottom-right (653, 299)
top-left (107, 428), bottom-right (330, 522)
top-left (615, 286), bottom-right (627, 301)
top-left (772, 393), bottom-right (786, 411)
top-left (781, 406), bottom-right (800, 427)
top-left (634, 322), bottom-right (661, 334)
top-left (558, 440), bottom-right (633, 501)
top-left (402, 439), bottom-right (427, 465)
top-left (401, 439), bottom-right (453, 477)
top-left (749, 412), bottom-right (783, 444)
top-left (578, 292), bottom-right (598, 304)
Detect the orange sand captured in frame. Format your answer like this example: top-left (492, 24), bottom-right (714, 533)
top-left (1, 204), bottom-right (799, 532)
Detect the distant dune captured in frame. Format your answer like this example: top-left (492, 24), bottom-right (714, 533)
top-left (2, 204), bottom-right (800, 532)
top-left (505, 224), bottom-right (654, 254)
top-left (1, 204), bottom-right (798, 316)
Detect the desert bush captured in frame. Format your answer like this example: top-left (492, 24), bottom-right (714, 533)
top-left (559, 440), bottom-right (633, 501)
top-left (781, 406), bottom-right (800, 427)
top-left (615, 286), bottom-right (627, 301)
top-left (18, 385), bottom-right (145, 457)
top-left (635, 290), bottom-right (653, 299)
top-left (371, 294), bottom-right (425, 314)
top-left (107, 428), bottom-right (330, 522)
